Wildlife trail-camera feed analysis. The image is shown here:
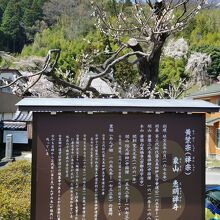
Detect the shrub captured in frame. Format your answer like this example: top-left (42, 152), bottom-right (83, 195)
top-left (0, 160), bottom-right (31, 220)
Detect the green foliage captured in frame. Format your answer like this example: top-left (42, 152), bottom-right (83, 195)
top-left (106, 0), bottom-right (118, 15)
top-left (176, 9), bottom-right (220, 84)
top-left (6, 2), bottom-right (220, 91)
top-left (20, 0), bottom-right (44, 25)
top-left (22, 27), bottom-right (113, 80)
top-left (114, 59), bottom-right (139, 89)
top-left (0, 160), bottom-right (31, 220)
top-left (0, 7), bottom-right (3, 23)
top-left (0, 0), bottom-right (8, 11)
top-left (103, 0), bottom-right (133, 17)
top-left (190, 45), bottom-right (220, 79)
top-left (23, 8), bottom-right (40, 28)
top-left (0, 0), bottom-right (26, 52)
top-left (0, 0), bottom-right (45, 52)
top-left (178, 9), bottom-right (220, 47)
top-left (124, 0), bottom-right (132, 6)
top-left (159, 57), bottom-right (187, 88)
top-left (21, 23), bottom-right (140, 87)
top-left (1, 0), bottom-right (21, 39)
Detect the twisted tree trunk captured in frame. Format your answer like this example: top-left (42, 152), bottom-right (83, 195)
top-left (128, 33), bottom-right (168, 87)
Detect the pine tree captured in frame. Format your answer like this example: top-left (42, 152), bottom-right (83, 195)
top-left (124, 0), bottom-right (132, 6)
top-left (22, 0), bottom-right (44, 27)
top-left (1, 0), bottom-right (25, 52)
top-left (0, 7), bottom-right (3, 24)
top-left (0, 0), bottom-right (9, 11)
top-left (1, 0), bottom-right (21, 38)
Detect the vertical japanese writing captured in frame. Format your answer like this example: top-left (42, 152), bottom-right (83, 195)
top-left (49, 135), bottom-right (55, 219)
top-left (70, 137), bottom-right (75, 219)
top-left (139, 125), bottom-right (144, 187)
top-left (94, 134), bottom-right (99, 220)
top-left (154, 124), bottom-right (160, 220)
top-left (132, 134), bottom-right (137, 184)
top-left (184, 129), bottom-right (192, 176)
top-left (90, 137), bottom-right (94, 168)
top-left (191, 129), bottom-right (196, 172)
top-left (146, 185), bottom-right (152, 220)
top-left (108, 124), bottom-right (114, 217)
top-left (146, 124), bottom-right (152, 219)
top-left (57, 134), bottom-right (62, 220)
top-left (65, 135), bottom-right (70, 179)
top-left (162, 124), bottom-right (167, 181)
top-left (172, 180), bottom-right (182, 211)
top-left (82, 134), bottom-right (87, 219)
top-left (75, 135), bottom-right (80, 220)
top-left (101, 134), bottom-right (106, 196)
top-left (172, 156), bottom-right (182, 173)
top-left (118, 135), bottom-right (122, 216)
top-left (124, 134), bottom-right (130, 220)
top-left (45, 137), bottom-right (50, 156)
top-left (38, 114), bottom-right (204, 220)
top-left (125, 134), bottom-right (130, 177)
top-left (147, 124), bottom-right (152, 181)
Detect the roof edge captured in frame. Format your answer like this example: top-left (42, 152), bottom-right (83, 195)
top-left (188, 91), bottom-right (220, 99)
top-left (16, 98), bottom-right (220, 113)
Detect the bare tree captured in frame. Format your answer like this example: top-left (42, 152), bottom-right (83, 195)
top-left (0, 0), bottom-right (207, 98)
top-left (88, 0), bottom-right (207, 88)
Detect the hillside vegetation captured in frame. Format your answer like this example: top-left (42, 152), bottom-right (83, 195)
top-left (0, 0), bottom-right (219, 96)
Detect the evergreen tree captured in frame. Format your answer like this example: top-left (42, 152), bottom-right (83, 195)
top-left (0, 0), bottom-right (9, 11)
top-left (22, 0), bottom-right (44, 27)
top-left (0, 7), bottom-right (3, 24)
top-left (19, 0), bottom-right (33, 14)
top-left (124, 0), bottom-right (132, 6)
top-left (1, 0), bottom-right (25, 52)
top-left (1, 0), bottom-right (21, 38)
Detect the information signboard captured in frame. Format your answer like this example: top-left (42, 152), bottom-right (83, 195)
top-left (31, 112), bottom-right (205, 220)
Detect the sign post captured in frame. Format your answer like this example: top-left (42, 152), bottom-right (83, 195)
top-left (16, 98), bottom-right (220, 220)
top-left (2, 134), bottom-right (13, 162)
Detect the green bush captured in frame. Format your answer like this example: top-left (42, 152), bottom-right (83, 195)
top-left (159, 57), bottom-right (187, 88)
top-left (21, 27), bottom-right (110, 79)
top-left (177, 9), bottom-right (220, 47)
top-left (0, 160), bottom-right (31, 220)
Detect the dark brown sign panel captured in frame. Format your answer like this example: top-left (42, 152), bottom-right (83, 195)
top-left (32, 112), bottom-right (205, 220)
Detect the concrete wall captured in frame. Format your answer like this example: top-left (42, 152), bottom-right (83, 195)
top-left (0, 112), bottom-right (15, 120)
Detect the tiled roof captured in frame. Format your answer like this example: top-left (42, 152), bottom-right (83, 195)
top-left (13, 110), bottom-right (32, 122)
top-left (3, 121), bottom-right (26, 130)
top-left (0, 110), bottom-right (32, 130)
top-left (189, 84), bottom-right (220, 98)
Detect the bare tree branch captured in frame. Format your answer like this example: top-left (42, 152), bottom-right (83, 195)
top-left (1, 0), bottom-right (207, 98)
top-left (0, 49), bottom-right (60, 95)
